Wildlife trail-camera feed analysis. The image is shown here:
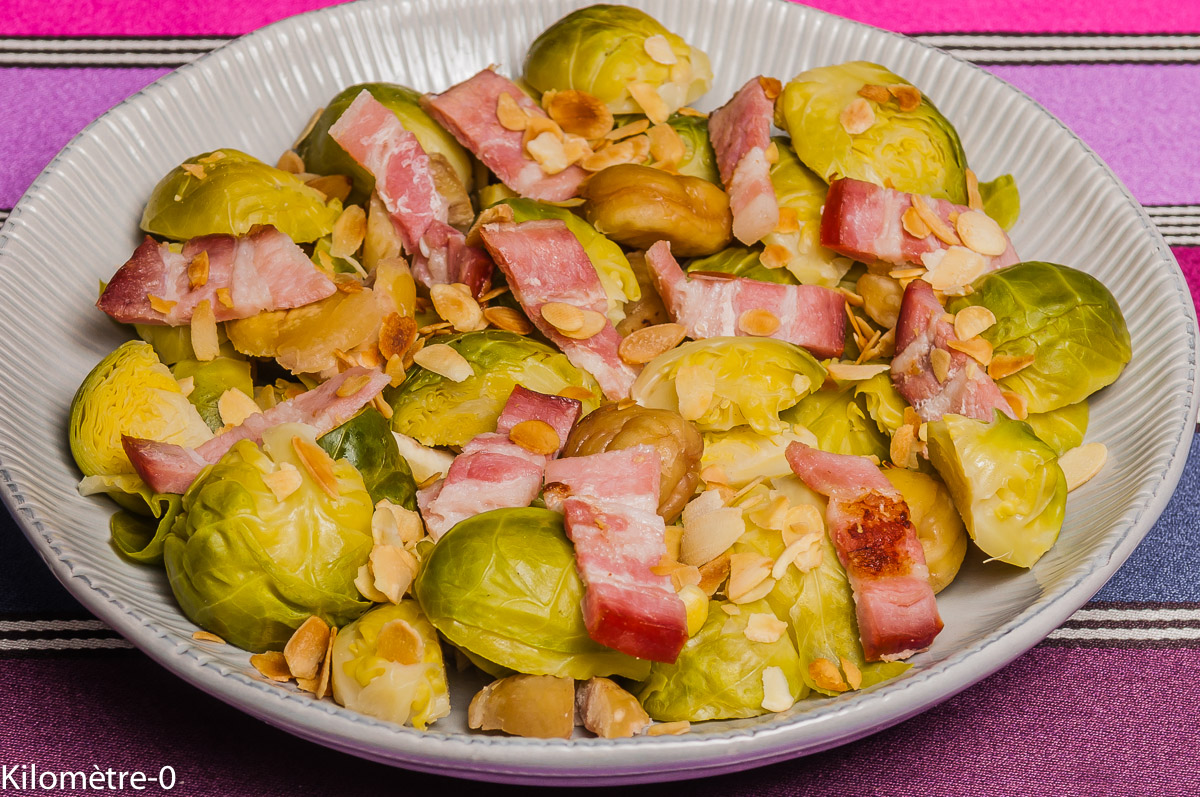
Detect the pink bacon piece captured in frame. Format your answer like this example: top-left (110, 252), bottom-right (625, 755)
top-left (785, 442), bottom-right (943, 662)
top-left (708, 77), bottom-right (780, 245)
top-left (410, 219), bottom-right (493, 298)
top-left (821, 177), bottom-right (1019, 269)
top-left (544, 446), bottom-right (687, 664)
top-left (417, 386), bottom-right (581, 540)
top-left (891, 279), bottom-right (1015, 423)
top-left (123, 367), bottom-right (389, 494)
top-left (422, 69), bottom-right (586, 202)
top-left (97, 226), bottom-right (335, 326)
top-left (644, 240), bottom-right (846, 359)
top-left (480, 220), bottom-right (639, 400)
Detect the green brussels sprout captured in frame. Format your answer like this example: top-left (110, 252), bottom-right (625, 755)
top-left (700, 427), bottom-right (817, 488)
top-left (523, 5), bottom-right (713, 115)
top-left (978, 173), bottom-right (1020, 231)
top-left (164, 424), bottom-right (374, 651)
top-left (881, 469), bottom-right (967, 594)
top-left (141, 149), bottom-right (342, 243)
top-left (297, 83), bottom-right (473, 203)
top-left (170, 357), bottom-right (254, 432)
top-left (687, 246), bottom-right (798, 285)
top-left (107, 493), bottom-right (183, 565)
top-left (389, 330), bottom-right (600, 448)
top-left (330, 600), bottom-right (451, 730)
top-left (636, 599), bottom-right (805, 721)
top-left (762, 138), bottom-right (855, 287)
top-left (318, 408), bottom-right (418, 510)
top-left (946, 262), bottom-right (1131, 413)
top-left (776, 62), bottom-right (969, 204)
top-left (413, 508), bottom-right (652, 680)
top-left (631, 337), bottom-right (825, 435)
top-left (70, 341), bottom-right (213, 512)
top-left (499, 198), bottom-right (640, 325)
top-left (135, 323), bottom-right (237, 365)
top-left (1024, 401), bottom-right (1089, 457)
top-left (667, 113), bottom-right (720, 184)
top-left (856, 372), bottom-right (909, 437)
top-left (926, 412), bottom-right (1066, 568)
top-left (782, 383), bottom-right (891, 461)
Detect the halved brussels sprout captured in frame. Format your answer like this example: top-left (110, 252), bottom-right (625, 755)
top-left (776, 62), bottom-right (969, 204)
top-left (330, 600), bottom-right (450, 730)
top-left (667, 113), bottom-right (720, 184)
top-left (636, 599), bottom-right (805, 721)
top-left (979, 173), bottom-right (1020, 231)
top-left (881, 469), bottom-right (967, 593)
top-left (523, 5), bottom-right (713, 115)
top-left (700, 427), bottom-right (816, 488)
top-left (1024, 401), bottom-right (1089, 457)
top-left (141, 149), bottom-right (341, 243)
top-left (297, 83), bottom-right (473, 203)
top-left (318, 408), bottom-right (418, 510)
top-left (687, 245), bottom-right (798, 285)
top-left (171, 357), bottom-right (254, 432)
top-left (947, 262), bottom-right (1131, 413)
top-left (135, 323), bottom-right (237, 365)
top-left (856, 372), bottom-right (909, 437)
top-left (163, 424), bottom-right (374, 651)
top-left (782, 383), bottom-right (890, 461)
top-left (499, 198), bottom-right (640, 325)
top-left (413, 507), bottom-right (651, 680)
top-left (105, 492), bottom-right (183, 565)
top-left (631, 337), bottom-right (826, 435)
top-left (926, 412), bottom-right (1066, 568)
top-left (390, 330), bottom-right (600, 448)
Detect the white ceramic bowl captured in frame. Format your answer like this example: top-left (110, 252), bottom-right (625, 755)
top-left (0, 0), bottom-right (1196, 785)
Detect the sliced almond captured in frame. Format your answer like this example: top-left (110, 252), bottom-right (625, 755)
top-left (857, 83), bottom-right (892, 103)
top-left (679, 502), bottom-right (744, 567)
top-left (276, 150), bottom-right (305, 173)
top-left (291, 436), bottom-right (341, 498)
top-left (628, 134), bottom-right (652, 163)
top-left (413, 343), bottom-right (473, 382)
top-left (181, 163), bottom-right (207, 180)
top-left (606, 118), bottom-right (651, 142)
top-left (955, 209), bottom-right (1008, 257)
top-left (482, 305), bottom-right (531, 334)
top-left (1059, 442), bottom-right (1108, 492)
top-left (250, 650), bottom-right (292, 682)
top-left (580, 138), bottom-right (640, 171)
top-left (371, 544), bottom-right (418, 603)
top-left (378, 312), bottom-right (418, 361)
top-left (758, 76), bottom-right (783, 100)
top-left (618, 322), bottom-right (686, 365)
top-left (509, 419), bottom-right (561, 456)
top-left (966, 168), bottom-right (984, 211)
top-left (187, 251), bottom-right (210, 289)
top-left (578, 677), bottom-right (652, 739)
top-left (190, 299), bottom-right (219, 361)
top-left (541, 303), bottom-right (606, 339)
top-left (306, 174), bottom-right (352, 203)
top-left (647, 123), bottom-right (685, 168)
top-left (372, 500), bottom-right (423, 547)
top-left (545, 89), bottom-right (614, 139)
top-left (697, 554), bottom-right (731, 597)
top-left (557, 385), bottom-right (595, 402)
top-left (646, 720), bottom-right (691, 736)
top-left (218, 388), bottom-right (261, 426)
top-left (760, 666), bottom-right (795, 712)
top-left (334, 373), bottom-right (371, 399)
top-left (674, 364), bottom-right (715, 422)
top-left (988, 353), bottom-right (1036, 380)
top-left (561, 133), bottom-right (594, 165)
top-left (924, 246), bottom-right (986, 293)
top-left (744, 613), bottom-right (787, 644)
top-left (331, 204), bottom-right (367, 259)
top-left (523, 114), bottom-right (563, 147)
top-left (890, 424), bottom-right (919, 470)
top-left (839, 98), bottom-right (875, 135)
top-left (311, 626), bottom-right (337, 699)
top-left (431, 283), bottom-right (486, 332)
top-left (284, 616), bottom-right (330, 681)
top-left (827, 362), bottom-right (890, 381)
top-left (176, 375), bottom-right (195, 397)
top-left (214, 287), bottom-right (234, 309)
top-left (700, 465), bottom-right (729, 486)
top-left (809, 657), bottom-right (849, 692)
top-left (465, 202), bottom-right (515, 248)
top-left (496, 91), bottom-right (529, 131)
top-left (727, 552), bottom-right (774, 604)
top-left (947, 336), bottom-right (993, 365)
top-left (910, 194), bottom-right (961, 246)
top-left (738, 308), bottom-right (781, 337)
top-left (526, 130), bottom-right (570, 174)
top-left (783, 503), bottom-right (824, 542)
top-left (355, 563), bottom-right (389, 602)
top-left (263, 462), bottom-right (303, 501)
top-left (840, 656), bottom-right (863, 690)
top-left (888, 83), bottom-right (922, 112)
top-left (643, 33), bottom-right (677, 65)
top-left (775, 207), bottom-right (800, 235)
top-left (376, 618), bottom-right (425, 665)
top-left (901, 206), bottom-right (932, 239)
top-left (930, 347), bottom-right (952, 384)
top-left (628, 82), bottom-right (670, 125)
top-left (364, 193), bottom-right (404, 269)
top-left (1001, 389), bottom-right (1029, 420)
top-left (953, 305), bottom-right (997, 340)
top-left (192, 630), bottom-right (226, 644)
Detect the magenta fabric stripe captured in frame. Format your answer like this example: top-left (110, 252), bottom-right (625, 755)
top-left (1174, 248), bottom-right (1200, 309)
top-left (1, 647), bottom-right (1195, 794)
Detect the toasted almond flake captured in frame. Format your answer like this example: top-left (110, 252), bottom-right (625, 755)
top-left (617, 322), bottom-right (686, 365)
top-left (214, 388), bottom-right (259, 428)
top-left (413, 343), bottom-right (473, 382)
top-left (947, 336), bottom-right (993, 365)
top-left (562, 133), bottom-right (593, 165)
top-left (148, 294), bottom-right (176, 315)
top-left (330, 204), bottom-right (367, 258)
top-left (699, 465), bottom-right (729, 486)
top-left (669, 564), bottom-right (702, 592)
top-left (376, 618), bottom-right (425, 665)
top-left (523, 114), bottom-right (563, 147)
top-left (646, 720), bottom-right (691, 736)
top-left (383, 355), bottom-right (406, 389)
top-left (306, 174), bottom-right (353, 203)
top-left (198, 150), bottom-right (227, 164)
top-left (262, 462), bottom-right (303, 501)
top-left (720, 603), bottom-right (741, 616)
top-left (925, 246), bottom-right (986, 293)
top-left (854, 329), bottom-right (883, 366)
top-left (629, 82), bottom-right (670, 125)
top-left (648, 123), bottom-right (686, 168)
top-left (1058, 442), bottom-right (1108, 492)
top-left (840, 657), bottom-right (863, 690)
top-left (988, 353), bottom-right (1036, 380)
top-left (192, 630), bottom-right (226, 644)
top-left (187, 251), bottom-right (210, 289)
top-left (764, 140), bottom-right (780, 164)
top-left (606, 118), bottom-right (651, 141)
top-left (775, 207), bottom-right (800, 235)
top-left (843, 301), bottom-right (866, 339)
top-left (496, 91), bottom-right (529, 131)
top-left (889, 267), bottom-right (927, 281)
top-left (857, 83), bottom-right (892, 103)
top-left (509, 419), bottom-right (561, 456)
top-left (761, 666), bottom-right (795, 712)
top-left (371, 544), bottom-right (418, 603)
top-left (910, 194), bottom-right (961, 246)
top-left (291, 436), bottom-right (341, 499)
top-left (679, 504), bottom-right (744, 567)
top-left (642, 33), bottom-right (678, 65)
top-left (175, 376), bottom-right (195, 398)
top-left (355, 563), bottom-right (388, 602)
top-left (930, 347), bottom-right (952, 384)
top-left (545, 89), bottom-right (614, 139)
top-left (727, 553), bottom-right (774, 604)
top-left (628, 134), bottom-right (651, 163)
top-left (955, 209), bottom-right (1008, 257)
top-left (250, 650), bottom-right (292, 682)
top-left (839, 97), bottom-right (875, 135)
top-left (890, 424), bottom-right (919, 470)
top-left (313, 626), bottom-right (337, 699)
top-left (738, 308), bottom-right (781, 337)
top-left (181, 163), bottom-right (207, 180)
top-left (276, 149), bottom-right (305, 174)
top-left (888, 83), bottom-right (922, 111)
top-left (696, 554), bottom-right (729, 596)
top-left (953, 305), bottom-right (997, 341)
top-left (678, 105), bottom-right (708, 118)
top-left (966, 167), bottom-right (985, 209)
top-left (480, 305), bottom-right (530, 335)
top-left (378, 312), bottom-right (418, 361)
top-left (431, 283), bottom-right (486, 332)
top-left (373, 500), bottom-right (423, 547)
top-left (190, 299), bottom-right (219, 361)
top-left (744, 613), bottom-right (787, 644)
top-left (753, 244), bottom-right (787, 272)
top-left (210, 287), bottom-right (233, 310)
top-left (755, 75), bottom-right (783, 100)
top-left (524, 130), bottom-right (569, 174)
top-left (809, 657), bottom-right (849, 692)
top-left (546, 304), bottom-right (606, 340)
top-left (556, 385), bottom-right (594, 402)
top-left (827, 362), bottom-right (890, 381)
top-left (284, 616), bottom-right (330, 681)
top-left (1001, 390), bottom-right (1029, 420)
top-left (785, 503), bottom-right (825, 539)
top-left (772, 534), bottom-right (818, 578)
top-left (581, 138), bottom-right (640, 171)
top-left (674, 364), bottom-right (715, 422)
top-left (901, 206), bottom-right (932, 239)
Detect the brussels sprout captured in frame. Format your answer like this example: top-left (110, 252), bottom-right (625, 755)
top-left (782, 383), bottom-right (890, 461)
top-left (318, 408), bottom-right (418, 510)
top-left (946, 262), bottom-right (1131, 413)
top-left (164, 424), bottom-right (374, 651)
top-left (141, 149), bottom-right (341, 243)
top-left (700, 426), bottom-right (817, 488)
top-left (135, 323), bottom-right (237, 365)
top-left (881, 469), bottom-right (967, 593)
top-left (105, 493), bottom-right (183, 565)
top-left (979, 173), bottom-right (1020, 231)
top-left (631, 337), bottom-right (826, 435)
top-left (636, 599), bottom-right (805, 721)
top-left (563, 403), bottom-right (703, 521)
top-left (667, 113), bottom-right (720, 184)
top-left (687, 246), bottom-right (798, 285)
top-left (776, 62), bottom-right (969, 204)
top-left (499, 198), bottom-right (640, 325)
top-left (330, 601), bottom-right (451, 730)
top-left (170, 357), bottom-right (254, 432)
top-left (762, 138), bottom-right (855, 287)
top-left (297, 83), bottom-right (473, 203)
top-left (856, 372), bottom-right (909, 437)
top-left (70, 341), bottom-right (213, 513)
top-left (390, 330), bottom-right (600, 448)
top-left (926, 412), bottom-right (1066, 568)
top-left (413, 508), bottom-right (652, 680)
top-left (523, 5), bottom-right (713, 115)
top-left (1024, 401), bottom-right (1089, 457)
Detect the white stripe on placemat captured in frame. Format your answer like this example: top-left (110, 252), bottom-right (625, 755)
top-left (0, 637), bottom-right (133, 651)
top-left (1047, 626), bottom-right (1200, 641)
top-left (1069, 607), bottom-right (1200, 623)
top-left (0, 619), bottom-right (108, 632)
top-left (0, 37), bottom-right (230, 52)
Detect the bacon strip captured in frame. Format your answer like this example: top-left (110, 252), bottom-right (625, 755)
top-left (123, 367), bottom-right (389, 494)
top-left (409, 219), bottom-right (493, 298)
top-left (644, 240), bottom-right (846, 359)
top-left (417, 386), bottom-right (581, 540)
top-left (544, 446), bottom-right (687, 663)
top-left (422, 69), bottom-right (586, 203)
top-left (891, 279), bottom-right (1015, 423)
top-left (97, 226), bottom-right (335, 326)
top-left (785, 443), bottom-right (943, 662)
top-left (821, 177), bottom-right (1019, 269)
top-left (480, 220), bottom-right (639, 400)
top-left (708, 77), bottom-right (780, 245)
